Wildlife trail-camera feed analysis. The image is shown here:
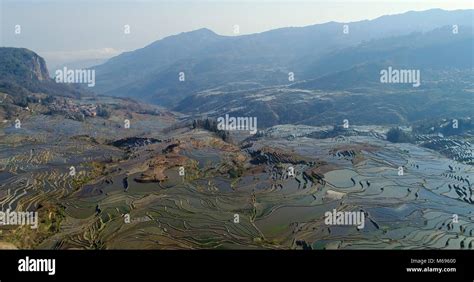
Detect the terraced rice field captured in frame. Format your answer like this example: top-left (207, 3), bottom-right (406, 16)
top-left (0, 111), bottom-right (473, 250)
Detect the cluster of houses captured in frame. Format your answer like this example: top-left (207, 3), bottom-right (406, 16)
top-left (50, 99), bottom-right (98, 117)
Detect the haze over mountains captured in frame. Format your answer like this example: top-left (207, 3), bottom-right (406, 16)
top-left (92, 9), bottom-right (474, 110)
top-left (1, 9), bottom-right (472, 128)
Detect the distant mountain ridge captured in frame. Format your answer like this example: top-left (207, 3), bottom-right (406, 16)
top-left (172, 23), bottom-right (474, 127)
top-left (92, 9), bottom-right (474, 107)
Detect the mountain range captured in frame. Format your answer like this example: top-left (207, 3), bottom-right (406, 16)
top-left (1, 9), bottom-right (472, 127)
top-left (91, 9), bottom-right (474, 108)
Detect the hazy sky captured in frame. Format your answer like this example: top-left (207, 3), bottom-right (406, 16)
top-left (1, 0), bottom-right (473, 68)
